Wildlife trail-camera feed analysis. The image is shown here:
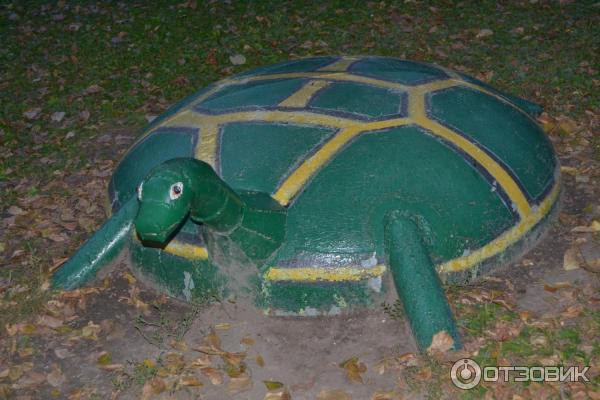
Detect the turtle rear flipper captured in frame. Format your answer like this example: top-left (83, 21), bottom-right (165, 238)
top-left (53, 197), bottom-right (138, 289)
top-left (384, 213), bottom-right (462, 352)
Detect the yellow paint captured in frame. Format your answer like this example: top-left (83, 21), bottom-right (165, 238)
top-left (243, 72), bottom-right (409, 92)
top-left (408, 86), bottom-right (532, 218)
top-left (273, 118), bottom-right (411, 205)
top-left (438, 176), bottom-right (560, 273)
top-left (265, 264), bottom-right (386, 282)
top-left (318, 57), bottom-right (360, 72)
top-left (194, 123), bottom-right (219, 167)
top-left (279, 80), bottom-right (331, 108)
top-left (163, 240), bottom-right (209, 260)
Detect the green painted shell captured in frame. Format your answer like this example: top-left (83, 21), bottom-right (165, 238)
top-left (109, 56), bottom-right (559, 305)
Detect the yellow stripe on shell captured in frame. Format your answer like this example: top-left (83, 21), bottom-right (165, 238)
top-left (272, 117), bottom-right (411, 205)
top-left (278, 80), bottom-right (331, 108)
top-left (265, 264), bottom-right (386, 282)
top-left (318, 57), bottom-right (360, 72)
top-left (193, 123), bottom-right (219, 167)
top-left (408, 84), bottom-right (532, 218)
top-left (438, 175), bottom-right (560, 273)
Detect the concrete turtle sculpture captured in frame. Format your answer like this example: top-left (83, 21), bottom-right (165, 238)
top-left (54, 56), bottom-right (560, 351)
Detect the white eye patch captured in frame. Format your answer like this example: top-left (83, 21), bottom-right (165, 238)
top-left (170, 182), bottom-right (184, 200)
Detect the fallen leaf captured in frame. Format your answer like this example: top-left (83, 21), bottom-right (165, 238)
top-left (240, 337), bottom-right (255, 346)
top-left (256, 355), bottom-right (265, 367)
top-left (264, 380), bottom-right (284, 390)
top-left (476, 28), bottom-right (493, 38)
top-left (227, 374), bottom-right (252, 394)
top-left (7, 206), bottom-right (26, 216)
top-left (339, 356), bottom-right (367, 383)
top-left (543, 281), bottom-right (572, 292)
top-left (265, 389), bottom-right (292, 400)
top-left (572, 220), bottom-right (600, 233)
top-left (46, 365), bottom-right (66, 387)
top-left (122, 272), bottom-right (136, 284)
top-left (96, 352), bottom-right (112, 366)
top-left (179, 376), bottom-right (203, 387)
top-left (229, 54), bottom-right (246, 65)
top-left (23, 108), bottom-right (42, 120)
top-left (37, 315), bottom-right (63, 329)
top-left (81, 321), bottom-right (101, 339)
top-left (370, 391), bottom-right (400, 400)
top-left (317, 389), bottom-right (352, 400)
top-left (141, 377), bottom-right (166, 400)
top-left (50, 112), bottom-right (65, 123)
top-left (427, 331), bottom-right (454, 354)
top-left (201, 367), bottom-right (223, 385)
top-left (563, 245), bottom-right (583, 271)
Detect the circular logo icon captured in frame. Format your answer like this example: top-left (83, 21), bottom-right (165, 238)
top-left (451, 358), bottom-right (482, 389)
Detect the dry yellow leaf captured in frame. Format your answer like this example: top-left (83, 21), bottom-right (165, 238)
top-left (263, 380), bottom-right (284, 390)
top-left (339, 356), bottom-right (367, 383)
top-left (256, 355), bottom-right (265, 367)
top-left (222, 351), bottom-right (246, 367)
top-left (201, 367), bottom-right (223, 385)
top-left (179, 376), bottom-right (203, 387)
top-left (205, 330), bottom-right (222, 351)
top-left (214, 323), bottom-right (231, 330)
top-left (264, 389), bottom-right (291, 400)
top-left (316, 389), bottom-right (352, 400)
top-left (240, 336), bottom-right (255, 346)
top-left (141, 377), bottom-right (166, 400)
top-left (563, 245), bottom-right (583, 271)
top-left (227, 374), bottom-right (252, 394)
top-left (122, 272), bottom-right (136, 284)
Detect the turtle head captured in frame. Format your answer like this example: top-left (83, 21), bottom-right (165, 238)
top-left (134, 160), bottom-right (194, 244)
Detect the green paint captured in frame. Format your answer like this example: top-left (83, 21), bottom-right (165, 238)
top-left (385, 215), bottom-right (461, 351)
top-left (429, 87), bottom-right (556, 200)
top-left (110, 128), bottom-right (196, 210)
top-left (310, 82), bottom-right (405, 118)
top-left (457, 73), bottom-right (544, 117)
top-left (350, 57), bottom-right (447, 84)
top-left (220, 122), bottom-right (335, 193)
top-left (261, 280), bottom-right (379, 314)
top-left (136, 159), bottom-right (286, 265)
top-left (130, 238), bottom-right (225, 302)
top-left (197, 79), bottom-right (306, 111)
top-left (53, 197), bottom-right (138, 289)
top-left (275, 125), bottom-right (514, 266)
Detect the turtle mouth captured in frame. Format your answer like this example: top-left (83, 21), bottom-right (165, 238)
top-left (134, 203), bottom-right (188, 245)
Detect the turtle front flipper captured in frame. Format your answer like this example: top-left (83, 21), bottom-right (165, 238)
top-left (384, 213), bottom-right (462, 352)
top-left (53, 197), bottom-right (138, 289)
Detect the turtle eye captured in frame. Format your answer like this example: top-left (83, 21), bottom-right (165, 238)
top-left (137, 183), bottom-right (143, 200)
top-left (170, 182), bottom-right (183, 200)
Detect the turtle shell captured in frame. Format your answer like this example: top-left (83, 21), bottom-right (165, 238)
top-left (110, 56), bottom-right (559, 290)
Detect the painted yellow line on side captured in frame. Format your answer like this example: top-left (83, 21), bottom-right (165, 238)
top-left (265, 264), bottom-right (386, 282)
top-left (163, 240), bottom-right (209, 260)
top-left (438, 176), bottom-right (560, 273)
top-left (279, 80), bottom-right (331, 108)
